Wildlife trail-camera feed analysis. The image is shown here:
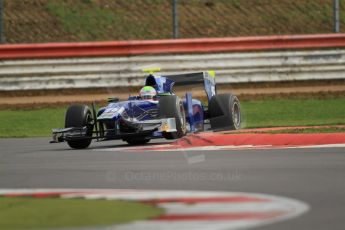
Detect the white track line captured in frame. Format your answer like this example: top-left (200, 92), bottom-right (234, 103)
top-left (96, 143), bottom-right (345, 152)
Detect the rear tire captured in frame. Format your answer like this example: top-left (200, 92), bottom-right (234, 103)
top-left (209, 94), bottom-right (241, 130)
top-left (159, 95), bottom-right (187, 139)
top-left (125, 139), bottom-right (150, 145)
top-left (65, 104), bottom-right (94, 149)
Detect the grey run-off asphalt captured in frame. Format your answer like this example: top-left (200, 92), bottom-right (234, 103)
top-left (0, 138), bottom-right (344, 230)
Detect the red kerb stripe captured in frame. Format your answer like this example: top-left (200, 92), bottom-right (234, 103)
top-left (143, 196), bottom-right (269, 204)
top-left (154, 211), bottom-right (286, 221)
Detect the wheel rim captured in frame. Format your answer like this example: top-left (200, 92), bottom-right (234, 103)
top-left (85, 112), bottom-right (94, 136)
top-left (85, 113), bottom-right (93, 126)
top-left (233, 102), bottom-right (241, 129)
top-left (179, 102), bottom-right (187, 133)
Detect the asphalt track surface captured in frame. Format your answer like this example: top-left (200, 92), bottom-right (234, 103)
top-left (0, 137), bottom-right (344, 230)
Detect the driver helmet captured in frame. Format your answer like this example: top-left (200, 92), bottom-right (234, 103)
top-left (140, 86), bottom-right (157, 100)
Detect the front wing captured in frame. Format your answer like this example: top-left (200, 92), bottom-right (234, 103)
top-left (51, 118), bottom-right (176, 143)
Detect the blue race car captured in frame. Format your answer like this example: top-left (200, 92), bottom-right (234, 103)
top-left (51, 69), bottom-right (241, 149)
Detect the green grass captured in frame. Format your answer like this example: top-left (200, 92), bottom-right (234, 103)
top-left (46, 1), bottom-right (118, 40)
top-left (0, 197), bottom-right (162, 230)
top-left (0, 98), bottom-right (344, 137)
top-left (266, 127), bottom-right (345, 134)
top-left (5, 0), bottom-right (341, 43)
top-left (225, 127), bottom-right (345, 135)
top-left (0, 108), bottom-right (65, 137)
top-left (241, 98), bottom-right (345, 128)
top-left (44, 0), bottom-right (171, 41)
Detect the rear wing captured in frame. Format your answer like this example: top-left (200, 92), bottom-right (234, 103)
top-left (145, 71), bottom-right (216, 102)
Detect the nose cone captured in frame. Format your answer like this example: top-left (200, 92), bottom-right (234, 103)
top-left (97, 106), bottom-right (125, 121)
top-left (125, 100), bottom-right (159, 121)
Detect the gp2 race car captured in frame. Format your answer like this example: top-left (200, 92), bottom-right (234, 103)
top-left (51, 69), bottom-right (241, 149)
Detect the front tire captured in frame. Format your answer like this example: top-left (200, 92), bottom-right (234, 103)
top-left (158, 95), bottom-right (187, 139)
top-left (65, 104), bottom-right (94, 149)
top-left (209, 94), bottom-right (241, 131)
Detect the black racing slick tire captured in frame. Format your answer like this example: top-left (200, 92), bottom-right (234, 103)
top-left (159, 95), bottom-right (187, 139)
top-left (65, 104), bottom-right (94, 149)
top-left (125, 139), bottom-right (150, 145)
top-left (209, 94), bottom-right (241, 131)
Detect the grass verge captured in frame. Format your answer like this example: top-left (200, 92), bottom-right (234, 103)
top-left (6, 0), bottom-right (345, 43)
top-left (0, 197), bottom-right (162, 230)
top-left (0, 98), bottom-right (344, 137)
top-left (0, 108), bottom-right (65, 137)
top-left (266, 127), bottom-right (345, 134)
top-left (240, 98), bottom-right (345, 128)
